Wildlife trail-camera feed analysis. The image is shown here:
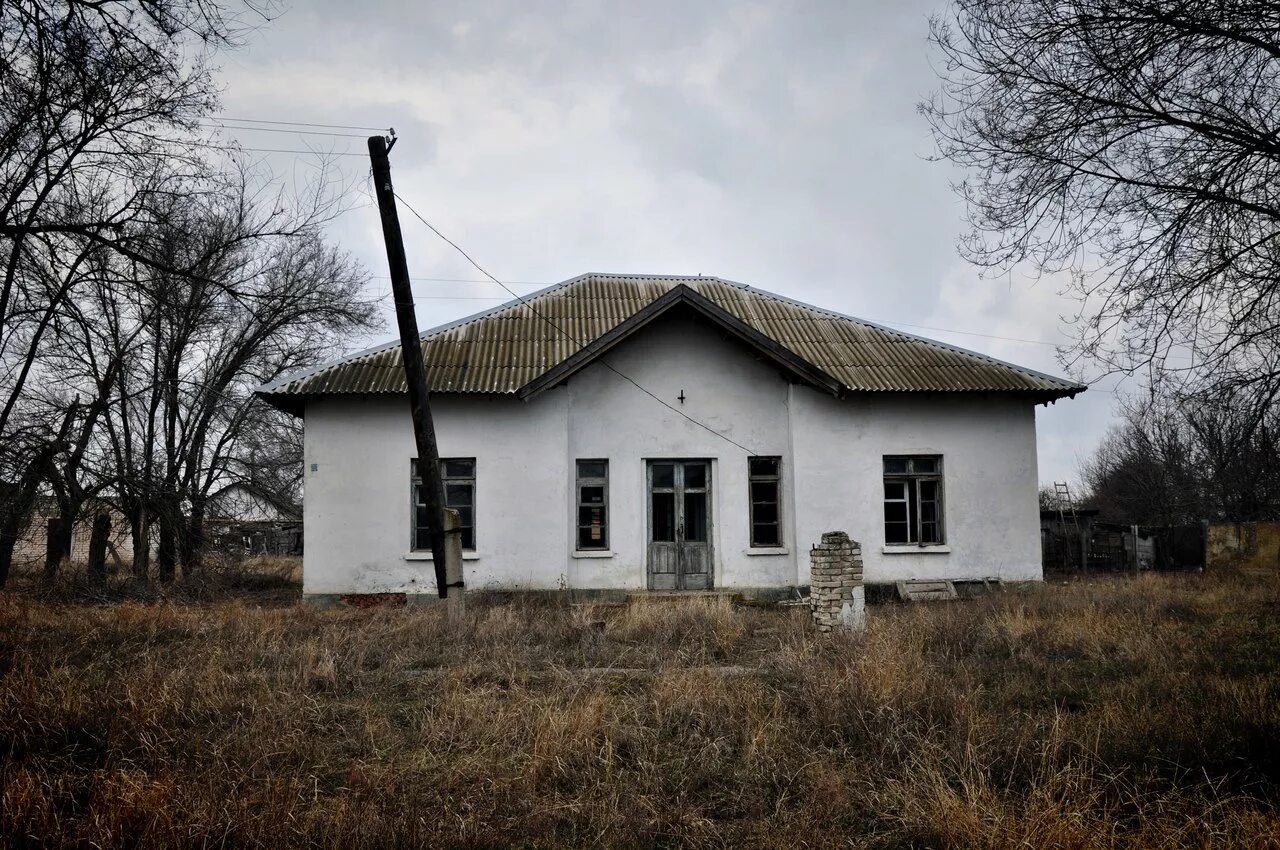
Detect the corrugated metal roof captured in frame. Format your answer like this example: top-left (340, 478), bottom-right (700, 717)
top-left (257, 273), bottom-right (1085, 407)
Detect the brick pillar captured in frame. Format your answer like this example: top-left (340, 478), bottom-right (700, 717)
top-left (809, 531), bottom-right (865, 633)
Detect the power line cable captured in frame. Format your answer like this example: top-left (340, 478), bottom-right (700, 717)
top-left (212, 116), bottom-right (390, 132)
top-left (184, 140), bottom-right (367, 157)
top-left (370, 275), bottom-right (549, 287)
top-left (372, 292), bottom-right (527, 301)
top-left (198, 122), bottom-right (369, 139)
top-left (874, 321), bottom-right (1060, 347)
top-left (81, 142), bottom-right (366, 158)
top-left (391, 192), bottom-right (761, 455)
top-left (223, 146), bottom-right (367, 157)
top-left (384, 196), bottom-right (1134, 409)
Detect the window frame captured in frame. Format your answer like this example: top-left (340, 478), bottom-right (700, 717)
top-left (882, 455), bottom-right (945, 546)
top-left (748, 455), bottom-right (783, 548)
top-left (574, 458), bottom-right (610, 551)
top-left (411, 457), bottom-right (476, 552)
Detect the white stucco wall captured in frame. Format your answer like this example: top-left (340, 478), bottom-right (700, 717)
top-left (303, 391), bottom-right (570, 595)
top-left (564, 314), bottom-right (796, 591)
top-left (790, 387), bottom-right (1042, 584)
top-left (302, 311), bottom-right (1044, 596)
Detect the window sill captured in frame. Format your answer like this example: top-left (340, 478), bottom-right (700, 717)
top-left (745, 546), bottom-right (790, 556)
top-left (572, 550), bottom-right (614, 559)
top-left (881, 545), bottom-right (951, 555)
top-left (405, 551), bottom-right (480, 561)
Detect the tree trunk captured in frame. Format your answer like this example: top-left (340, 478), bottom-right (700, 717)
top-left (156, 499), bottom-right (177, 583)
top-left (0, 499), bottom-right (23, 587)
top-left (43, 516), bottom-right (71, 582)
top-left (0, 522), bottom-right (18, 587)
top-left (180, 497), bottom-right (205, 577)
top-left (45, 501), bottom-right (77, 581)
top-left (0, 465), bottom-right (48, 588)
top-left (87, 513), bottom-right (110, 586)
top-left (131, 502), bottom-right (150, 581)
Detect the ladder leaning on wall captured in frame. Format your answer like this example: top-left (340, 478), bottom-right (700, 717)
top-left (1054, 482), bottom-right (1086, 572)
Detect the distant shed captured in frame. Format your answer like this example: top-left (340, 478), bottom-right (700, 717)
top-left (205, 483), bottom-right (302, 557)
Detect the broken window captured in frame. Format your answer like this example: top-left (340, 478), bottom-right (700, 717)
top-left (748, 456), bottom-right (782, 547)
top-left (575, 459), bottom-right (609, 550)
top-left (882, 456), bottom-right (943, 545)
top-left (411, 458), bottom-right (476, 551)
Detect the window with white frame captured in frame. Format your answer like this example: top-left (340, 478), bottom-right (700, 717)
top-left (748, 456), bottom-right (782, 547)
top-left (882, 456), bottom-right (944, 545)
top-left (575, 459), bottom-right (609, 550)
top-left (411, 458), bottom-right (475, 551)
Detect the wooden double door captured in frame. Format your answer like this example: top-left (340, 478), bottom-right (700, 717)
top-left (646, 460), bottom-right (713, 590)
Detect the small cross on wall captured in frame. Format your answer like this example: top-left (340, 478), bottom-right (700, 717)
top-left (677, 389), bottom-right (686, 404)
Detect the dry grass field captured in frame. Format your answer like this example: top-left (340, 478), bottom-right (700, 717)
top-left (2, 564), bottom-right (1279, 848)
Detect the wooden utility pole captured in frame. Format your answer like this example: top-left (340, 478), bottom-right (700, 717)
top-left (367, 134), bottom-right (456, 600)
top-left (443, 508), bottom-right (465, 623)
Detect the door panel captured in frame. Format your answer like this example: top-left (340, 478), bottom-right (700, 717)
top-left (648, 464), bottom-right (678, 589)
top-left (647, 460), bottom-right (713, 590)
top-left (683, 492), bottom-right (707, 541)
top-left (651, 491), bottom-right (676, 541)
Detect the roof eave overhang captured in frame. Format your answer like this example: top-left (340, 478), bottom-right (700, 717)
top-left (836, 386), bottom-right (1086, 402)
top-left (255, 391), bottom-right (306, 418)
top-left (514, 284), bottom-right (847, 400)
top-left (1039, 385), bottom-right (1088, 404)
top-left (254, 375), bottom-right (1086, 414)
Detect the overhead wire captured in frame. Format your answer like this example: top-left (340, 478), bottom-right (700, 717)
top-left (219, 146), bottom-right (368, 157)
top-left (184, 139), bottom-right (368, 157)
top-left (197, 122), bottom-right (370, 139)
top-left (370, 292), bottom-right (527, 301)
top-left (370, 275), bottom-right (549, 287)
top-left (383, 197), bottom-right (1130, 414)
top-left (211, 116), bottom-right (390, 132)
top-left (391, 192), bottom-right (762, 456)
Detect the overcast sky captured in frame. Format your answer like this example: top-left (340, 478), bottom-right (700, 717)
top-left (214, 0), bottom-right (1135, 487)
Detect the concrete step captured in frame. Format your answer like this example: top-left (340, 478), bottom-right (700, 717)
top-left (627, 591), bottom-right (745, 604)
top-left (895, 580), bottom-right (959, 603)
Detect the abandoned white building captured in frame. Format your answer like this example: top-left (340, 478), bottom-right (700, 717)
top-left (256, 273), bottom-right (1084, 601)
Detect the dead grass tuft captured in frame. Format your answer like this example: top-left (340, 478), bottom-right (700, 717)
top-left (2, 569), bottom-right (1278, 847)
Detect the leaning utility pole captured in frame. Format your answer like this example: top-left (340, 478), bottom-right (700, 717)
top-left (367, 134), bottom-right (456, 602)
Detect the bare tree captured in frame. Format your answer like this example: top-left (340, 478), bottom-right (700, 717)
top-left (1082, 383), bottom-right (1280, 523)
top-left (0, 0), bottom-right (278, 582)
top-left (231, 411), bottom-right (305, 513)
top-left (0, 1), bottom-right (395, 587)
top-left (72, 171), bottom-right (378, 581)
top-left (1082, 397), bottom-right (1201, 525)
top-left (923, 2), bottom-right (1280, 400)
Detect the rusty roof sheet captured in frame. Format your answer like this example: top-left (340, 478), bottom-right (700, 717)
top-left (257, 273), bottom-right (1085, 407)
